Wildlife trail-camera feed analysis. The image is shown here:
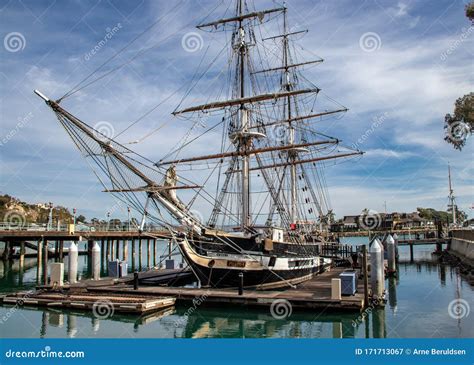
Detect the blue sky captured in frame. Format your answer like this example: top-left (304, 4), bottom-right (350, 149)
top-left (0, 0), bottom-right (473, 222)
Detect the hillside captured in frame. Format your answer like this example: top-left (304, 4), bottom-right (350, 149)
top-left (0, 194), bottom-right (74, 226)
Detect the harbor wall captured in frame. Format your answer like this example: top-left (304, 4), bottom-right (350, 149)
top-left (450, 229), bottom-right (474, 261)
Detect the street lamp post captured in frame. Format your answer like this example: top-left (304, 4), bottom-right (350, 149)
top-left (127, 207), bottom-right (131, 232)
top-left (47, 202), bottom-right (53, 231)
top-left (106, 212), bottom-right (110, 231)
top-left (73, 208), bottom-right (77, 226)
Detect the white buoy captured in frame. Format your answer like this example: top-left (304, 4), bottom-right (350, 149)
top-left (386, 235), bottom-right (396, 274)
top-left (68, 242), bottom-right (78, 284)
top-left (370, 238), bottom-right (385, 298)
top-left (91, 242), bottom-right (101, 280)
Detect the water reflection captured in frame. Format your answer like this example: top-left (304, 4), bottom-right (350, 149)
top-left (388, 277), bottom-right (397, 312)
top-left (1, 242), bottom-right (472, 339)
top-left (179, 307), bottom-right (360, 338)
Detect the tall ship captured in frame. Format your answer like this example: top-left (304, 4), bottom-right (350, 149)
top-left (35, 1), bottom-right (363, 289)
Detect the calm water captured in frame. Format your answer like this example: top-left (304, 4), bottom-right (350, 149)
top-left (0, 238), bottom-right (472, 338)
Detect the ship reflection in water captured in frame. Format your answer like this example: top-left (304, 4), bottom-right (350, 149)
top-left (0, 245), bottom-right (472, 338)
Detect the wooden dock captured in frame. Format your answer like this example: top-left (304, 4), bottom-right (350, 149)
top-left (86, 267), bottom-right (366, 312)
top-left (0, 291), bottom-right (176, 315)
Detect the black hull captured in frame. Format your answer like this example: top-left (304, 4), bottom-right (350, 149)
top-left (177, 236), bottom-right (331, 289)
top-left (188, 262), bottom-right (327, 289)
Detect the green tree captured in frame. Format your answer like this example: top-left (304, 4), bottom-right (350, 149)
top-left (76, 214), bottom-right (87, 223)
top-left (467, 1), bottom-right (474, 23)
top-left (444, 93), bottom-right (473, 150)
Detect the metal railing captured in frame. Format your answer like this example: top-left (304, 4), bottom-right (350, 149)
top-left (0, 222), bottom-right (165, 232)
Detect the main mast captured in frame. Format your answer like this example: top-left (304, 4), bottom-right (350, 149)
top-left (281, 8), bottom-right (298, 225)
top-left (238, 0), bottom-right (251, 229)
top-left (172, 1), bottom-right (363, 232)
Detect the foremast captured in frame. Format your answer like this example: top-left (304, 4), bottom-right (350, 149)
top-left (33, 90), bottom-right (205, 235)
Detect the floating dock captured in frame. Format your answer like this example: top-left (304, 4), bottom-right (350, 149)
top-left (0, 291), bottom-right (176, 314)
top-left (0, 267), bottom-right (366, 314)
top-left (85, 267), bottom-right (366, 312)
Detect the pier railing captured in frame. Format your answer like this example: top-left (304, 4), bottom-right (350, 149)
top-left (320, 242), bottom-right (357, 259)
top-left (0, 222), bottom-right (166, 233)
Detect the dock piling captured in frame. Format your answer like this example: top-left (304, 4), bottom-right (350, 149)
top-left (147, 239), bottom-right (151, 269)
top-left (134, 271), bottom-right (139, 290)
top-left (370, 238), bottom-right (384, 299)
top-left (68, 242), bottom-right (78, 284)
top-left (91, 242), bottom-right (101, 280)
top-left (42, 240), bottom-right (48, 285)
top-left (19, 241), bottom-right (25, 269)
top-left (58, 240), bottom-right (64, 262)
top-left (386, 235), bottom-right (396, 276)
top-left (123, 239), bottom-right (129, 262)
top-left (36, 239), bottom-right (43, 282)
top-left (393, 233), bottom-right (399, 261)
top-left (362, 245), bottom-right (369, 307)
top-left (131, 239), bottom-right (136, 271)
top-left (138, 239), bottom-right (143, 270)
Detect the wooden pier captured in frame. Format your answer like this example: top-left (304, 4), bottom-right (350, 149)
top-left (63, 267), bottom-right (366, 313)
top-left (0, 291), bottom-right (176, 314)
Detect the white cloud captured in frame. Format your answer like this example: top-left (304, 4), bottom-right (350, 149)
top-left (365, 148), bottom-right (416, 159)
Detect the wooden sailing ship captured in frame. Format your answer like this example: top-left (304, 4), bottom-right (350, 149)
top-left (35, 0), bottom-right (363, 289)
